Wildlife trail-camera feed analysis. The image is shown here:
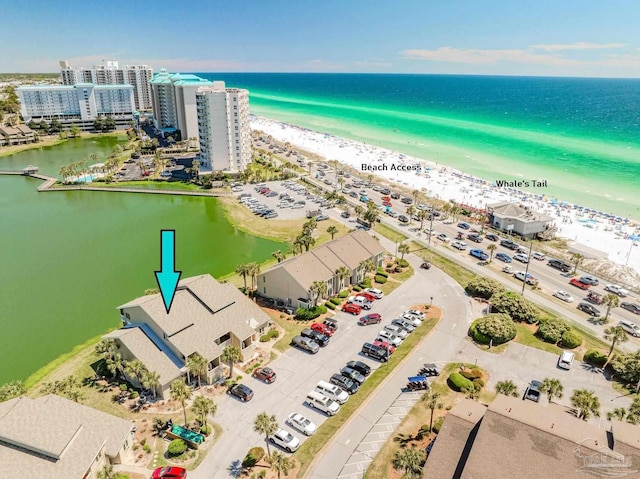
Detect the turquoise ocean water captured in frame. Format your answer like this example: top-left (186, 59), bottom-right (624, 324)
top-left (199, 73), bottom-right (640, 220)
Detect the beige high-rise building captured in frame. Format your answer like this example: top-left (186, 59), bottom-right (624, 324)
top-left (196, 82), bottom-right (251, 172)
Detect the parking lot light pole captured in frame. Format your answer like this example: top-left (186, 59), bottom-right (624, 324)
top-left (521, 240), bottom-right (534, 296)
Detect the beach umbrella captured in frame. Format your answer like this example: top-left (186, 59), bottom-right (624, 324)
top-left (629, 235), bottom-right (640, 241)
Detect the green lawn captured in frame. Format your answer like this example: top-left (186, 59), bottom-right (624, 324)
top-left (294, 311), bottom-right (441, 477)
top-left (373, 222), bottom-right (407, 243)
top-left (93, 180), bottom-right (203, 191)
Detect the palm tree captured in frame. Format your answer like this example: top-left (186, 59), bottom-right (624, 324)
top-left (406, 205), bottom-right (416, 224)
top-left (487, 243), bottom-right (497, 262)
top-left (422, 391), bottom-right (443, 432)
top-left (540, 378), bottom-right (564, 403)
top-left (254, 412), bottom-right (278, 460)
top-left (187, 353), bottom-right (208, 388)
top-left (607, 407), bottom-right (627, 421)
top-left (298, 232), bottom-right (315, 252)
top-left (97, 464), bottom-right (117, 479)
top-left (570, 389), bottom-right (601, 420)
top-left (248, 262), bottom-right (261, 291)
top-left (359, 259), bottom-right (376, 280)
top-left (571, 253), bottom-right (584, 274)
top-left (221, 345), bottom-right (242, 378)
top-left (142, 370), bottom-right (161, 399)
top-left (393, 446), bottom-right (426, 478)
top-left (335, 266), bottom-right (351, 289)
top-left (327, 225), bottom-right (338, 240)
top-left (366, 174), bottom-right (374, 186)
top-left (309, 280), bottom-right (328, 307)
top-left (235, 263), bottom-right (251, 291)
top-left (0, 380), bottom-right (26, 402)
top-left (495, 380), bottom-right (519, 397)
top-left (354, 205), bottom-right (364, 218)
top-left (106, 352), bottom-right (124, 379)
top-left (363, 202), bottom-right (380, 225)
top-left (398, 243), bottom-right (410, 261)
top-left (124, 359), bottom-right (147, 390)
top-left (604, 326), bottom-right (628, 365)
top-left (418, 209), bottom-right (429, 231)
top-left (602, 293), bottom-right (620, 322)
top-left (170, 379), bottom-right (192, 425)
top-left (272, 250), bottom-right (286, 263)
top-left (269, 450), bottom-right (294, 479)
top-left (191, 395), bottom-right (216, 427)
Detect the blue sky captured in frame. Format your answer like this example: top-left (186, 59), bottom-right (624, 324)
top-left (3, 0), bottom-right (640, 77)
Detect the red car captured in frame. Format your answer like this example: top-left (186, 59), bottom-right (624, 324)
top-left (342, 303), bottom-right (362, 315)
top-left (311, 322), bottom-right (335, 336)
top-left (152, 467), bottom-right (187, 479)
top-left (569, 278), bottom-right (590, 290)
top-left (358, 292), bottom-right (376, 302)
top-left (358, 313), bottom-right (382, 326)
top-left (252, 367), bottom-right (276, 383)
top-left (381, 196), bottom-right (391, 202)
top-left (373, 340), bottom-right (396, 354)
top-left (382, 201), bottom-right (392, 207)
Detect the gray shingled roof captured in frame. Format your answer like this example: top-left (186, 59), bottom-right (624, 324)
top-left (0, 395), bottom-right (133, 479)
top-left (489, 201), bottom-right (555, 223)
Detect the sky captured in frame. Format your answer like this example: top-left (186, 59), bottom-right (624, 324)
top-left (2, 0), bottom-right (640, 77)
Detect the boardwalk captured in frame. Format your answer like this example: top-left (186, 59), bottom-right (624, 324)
top-left (0, 169), bottom-right (231, 197)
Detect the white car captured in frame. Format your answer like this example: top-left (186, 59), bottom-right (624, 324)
top-left (553, 290), bottom-right (574, 303)
top-left (399, 314), bottom-right (421, 327)
top-left (269, 428), bottom-right (300, 452)
top-left (383, 323), bottom-right (408, 339)
top-left (605, 284), bottom-right (629, 297)
top-left (437, 233), bottom-right (450, 243)
top-left (377, 330), bottom-right (402, 346)
top-left (513, 253), bottom-right (529, 263)
top-left (405, 309), bottom-right (425, 319)
top-left (286, 413), bottom-right (317, 436)
top-left (618, 320), bottom-right (640, 338)
top-left (452, 241), bottom-right (467, 250)
top-left (365, 288), bottom-right (384, 299)
top-left (514, 271), bottom-right (536, 285)
top-left (532, 252), bottom-right (546, 261)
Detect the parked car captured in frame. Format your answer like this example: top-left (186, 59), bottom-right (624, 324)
top-left (621, 302), bottom-right (640, 315)
top-left (311, 322), bottom-right (335, 336)
top-left (291, 335), bottom-right (320, 354)
top-left (452, 241), bottom-right (467, 250)
top-left (364, 288), bottom-right (384, 299)
top-left (361, 342), bottom-right (389, 361)
top-left (405, 309), bottom-right (425, 319)
top-left (558, 351), bottom-right (574, 370)
top-left (605, 284), bottom-right (630, 297)
top-left (548, 258), bottom-right (572, 272)
top-left (569, 278), bottom-right (590, 290)
top-left (398, 215), bottom-right (409, 223)
top-left (349, 296), bottom-right (373, 310)
top-left (500, 239), bottom-right (520, 250)
top-left (301, 328), bottom-right (330, 347)
top-left (524, 380), bottom-right (543, 402)
top-left (532, 252), bottom-right (546, 261)
top-left (286, 413), bottom-right (317, 436)
top-left (152, 467), bottom-right (187, 479)
top-left (341, 366), bottom-right (366, 385)
top-left (346, 360), bottom-right (372, 376)
top-left (323, 317), bottom-right (338, 331)
top-left (358, 313), bottom-right (382, 325)
top-left (358, 291), bottom-right (377, 302)
top-left (553, 290), bottom-right (574, 303)
top-left (330, 373), bottom-right (359, 394)
top-left (315, 214), bottom-right (329, 221)
top-left (578, 275), bottom-right (599, 286)
top-left (618, 320), bottom-right (640, 337)
top-left (469, 249), bottom-right (489, 261)
top-left (252, 367), bottom-right (277, 383)
top-left (467, 233), bottom-right (483, 243)
top-left (420, 262), bottom-right (432, 269)
top-left (495, 252), bottom-right (512, 263)
top-left (392, 318), bottom-right (416, 333)
top-left (340, 211), bottom-right (351, 218)
top-left (269, 428), bottom-right (300, 453)
top-left (399, 314), bottom-right (422, 327)
top-left (577, 302), bottom-right (601, 317)
top-left (485, 234), bottom-right (500, 242)
top-left (514, 271), bottom-right (536, 285)
top-left (437, 233), bottom-right (450, 243)
top-left (227, 384), bottom-right (254, 402)
top-left (383, 323), bottom-right (408, 339)
top-left (373, 340), bottom-right (396, 354)
top-left (513, 253), bottom-right (529, 263)
top-left (457, 222), bottom-right (470, 229)
top-left (342, 303), bottom-right (362, 315)
top-left (377, 330), bottom-right (402, 346)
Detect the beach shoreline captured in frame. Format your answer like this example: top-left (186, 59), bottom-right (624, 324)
top-left (250, 114), bottom-right (640, 278)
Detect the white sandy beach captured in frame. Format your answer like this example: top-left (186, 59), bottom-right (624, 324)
top-left (251, 115), bottom-right (640, 280)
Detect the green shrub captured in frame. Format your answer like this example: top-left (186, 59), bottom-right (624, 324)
top-left (242, 447), bottom-right (265, 467)
top-left (130, 391), bottom-right (139, 398)
top-left (167, 439), bottom-right (187, 456)
top-left (360, 277), bottom-right (372, 288)
top-left (447, 372), bottom-right (474, 392)
top-left (374, 275), bottom-right (388, 284)
top-left (432, 417), bottom-right (445, 433)
top-left (119, 384), bottom-right (128, 391)
top-left (469, 320), bottom-right (491, 344)
top-left (584, 349), bottom-right (607, 367)
top-left (330, 297), bottom-right (342, 305)
top-left (116, 474), bottom-right (131, 479)
top-left (325, 301), bottom-right (336, 310)
top-left (338, 290), bottom-right (349, 298)
top-left (143, 443), bottom-right (151, 453)
top-left (386, 262), bottom-right (393, 268)
top-left (491, 291), bottom-right (540, 323)
top-left (472, 378), bottom-right (485, 389)
top-left (377, 268), bottom-right (389, 277)
top-left (295, 305), bottom-right (327, 320)
top-left (460, 371), bottom-right (476, 380)
top-left (268, 330), bottom-right (279, 339)
top-left (475, 313), bottom-right (517, 344)
top-left (259, 334), bottom-right (271, 342)
top-left (258, 471), bottom-right (267, 479)
top-left (536, 317), bottom-right (569, 344)
top-left (353, 285), bottom-right (362, 292)
top-left (465, 277), bottom-right (505, 300)
top-left (560, 330), bottom-right (582, 349)
top-left (397, 259), bottom-right (409, 268)
top-left (200, 424), bottom-right (211, 436)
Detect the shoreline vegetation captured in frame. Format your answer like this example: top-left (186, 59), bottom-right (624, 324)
top-left (0, 130), bottom-right (128, 159)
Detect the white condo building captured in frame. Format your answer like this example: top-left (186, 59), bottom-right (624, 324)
top-left (196, 82), bottom-right (251, 172)
top-left (17, 83), bottom-right (136, 130)
top-left (148, 69), bottom-right (212, 142)
top-left (59, 60), bottom-right (153, 111)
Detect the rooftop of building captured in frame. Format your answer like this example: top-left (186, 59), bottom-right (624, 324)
top-left (489, 201), bottom-right (555, 223)
top-left (18, 83), bottom-right (134, 91)
top-left (149, 69), bottom-right (212, 86)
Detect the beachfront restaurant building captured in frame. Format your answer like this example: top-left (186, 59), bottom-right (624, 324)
top-left (104, 274), bottom-right (272, 399)
top-left (0, 394), bottom-right (134, 479)
top-left (257, 230), bottom-right (384, 309)
top-left (488, 201), bottom-right (555, 239)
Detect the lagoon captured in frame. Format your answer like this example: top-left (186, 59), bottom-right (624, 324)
top-left (0, 137), bottom-right (282, 385)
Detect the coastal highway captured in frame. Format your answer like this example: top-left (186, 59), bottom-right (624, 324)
top-left (302, 173), bottom-right (640, 350)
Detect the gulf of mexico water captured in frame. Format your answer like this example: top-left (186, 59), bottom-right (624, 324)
top-left (200, 73), bottom-right (640, 219)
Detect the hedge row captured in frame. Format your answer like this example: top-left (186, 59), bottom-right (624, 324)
top-left (447, 372), bottom-right (474, 392)
top-left (330, 297), bottom-right (342, 305)
top-left (353, 285), bottom-right (363, 292)
top-left (374, 275), bottom-right (388, 284)
top-left (325, 301), bottom-right (336, 310)
top-left (295, 305), bottom-right (328, 320)
top-left (397, 259), bottom-right (409, 268)
top-left (259, 330), bottom-right (280, 342)
top-left (338, 290), bottom-right (349, 298)
top-left (376, 268), bottom-right (389, 278)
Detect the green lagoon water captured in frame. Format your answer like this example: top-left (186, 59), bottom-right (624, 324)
top-left (0, 137), bottom-right (282, 385)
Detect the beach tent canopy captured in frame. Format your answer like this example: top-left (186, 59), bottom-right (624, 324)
top-left (567, 242), bottom-right (608, 260)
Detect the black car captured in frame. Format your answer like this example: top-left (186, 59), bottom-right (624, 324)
top-left (330, 373), bottom-right (359, 394)
top-left (577, 302), bottom-right (601, 317)
top-left (500, 239), bottom-right (519, 250)
top-left (457, 222), bottom-right (470, 229)
top-left (401, 197), bottom-right (413, 204)
top-left (341, 366), bottom-right (366, 384)
top-left (467, 233), bottom-right (483, 243)
top-left (548, 258), bottom-right (572, 272)
top-left (485, 234), bottom-right (500, 242)
top-left (398, 215), bottom-right (409, 223)
top-left (524, 380), bottom-right (542, 402)
top-left (346, 360), bottom-right (371, 376)
top-left (227, 383), bottom-right (254, 402)
top-left (380, 188), bottom-right (391, 195)
top-left (301, 328), bottom-right (330, 347)
top-left (340, 211), bottom-right (351, 218)
top-left (361, 342), bottom-right (388, 362)
top-left (621, 302), bottom-right (640, 315)
top-left (390, 192), bottom-right (401, 199)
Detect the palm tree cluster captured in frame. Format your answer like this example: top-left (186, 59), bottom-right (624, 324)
top-left (191, 394), bottom-right (216, 429)
top-left (0, 380), bottom-right (26, 402)
top-left (309, 280), bottom-right (328, 307)
top-left (235, 262), bottom-right (261, 292)
top-left (571, 389), bottom-right (601, 420)
top-left (607, 397), bottom-right (640, 425)
top-left (186, 353), bottom-right (208, 388)
top-left (292, 218), bottom-right (317, 254)
top-left (41, 376), bottom-right (85, 403)
top-left (393, 446), bottom-right (426, 478)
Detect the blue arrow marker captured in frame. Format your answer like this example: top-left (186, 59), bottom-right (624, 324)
top-left (154, 230), bottom-right (182, 314)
